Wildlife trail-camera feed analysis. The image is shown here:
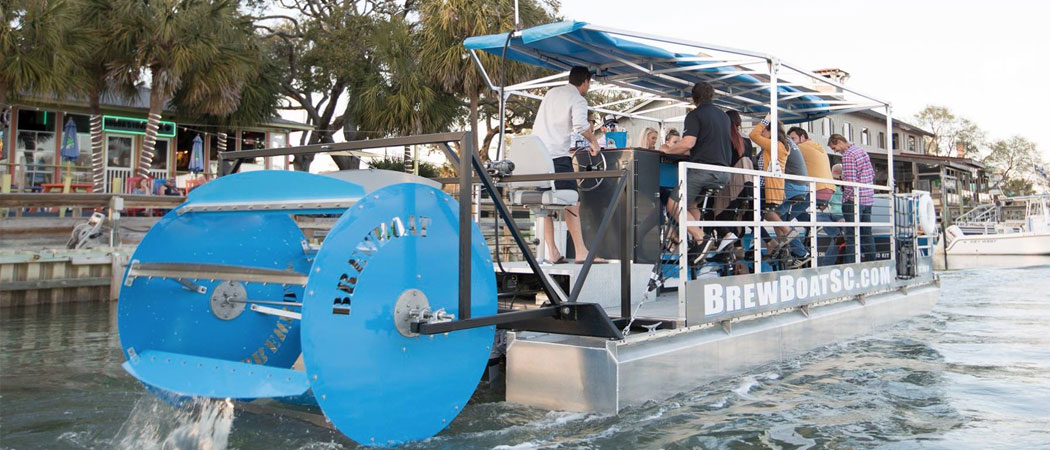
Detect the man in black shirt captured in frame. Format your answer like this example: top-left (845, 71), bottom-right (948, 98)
top-left (661, 82), bottom-right (732, 241)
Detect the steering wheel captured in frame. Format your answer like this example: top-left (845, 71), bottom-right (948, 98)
top-left (573, 150), bottom-right (608, 192)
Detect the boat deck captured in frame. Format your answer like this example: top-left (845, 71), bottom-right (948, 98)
top-left (495, 260), bottom-right (683, 324)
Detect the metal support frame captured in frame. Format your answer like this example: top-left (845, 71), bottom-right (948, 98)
top-left (218, 132), bottom-right (630, 339)
top-left (568, 172), bottom-right (629, 303)
top-left (460, 132), bottom-right (474, 320)
top-left (886, 105), bottom-right (896, 266)
top-left (413, 302), bottom-right (623, 339)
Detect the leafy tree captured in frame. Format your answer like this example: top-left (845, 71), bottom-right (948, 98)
top-left (351, 17), bottom-right (462, 138)
top-left (418, 0), bottom-right (558, 160)
top-left (1001, 178), bottom-right (1034, 196)
top-left (981, 136), bottom-right (1042, 193)
top-left (70, 0), bottom-right (140, 191)
top-left (0, 0), bottom-right (81, 105)
top-left (263, 1), bottom-right (408, 171)
top-left (367, 155), bottom-right (442, 179)
top-left (106, 0), bottom-right (261, 177)
top-left (477, 96), bottom-right (540, 158)
top-left (914, 105), bottom-right (985, 158)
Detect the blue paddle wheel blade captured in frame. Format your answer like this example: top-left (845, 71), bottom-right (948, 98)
top-left (122, 350), bottom-right (310, 400)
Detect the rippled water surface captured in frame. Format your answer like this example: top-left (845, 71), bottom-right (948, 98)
top-left (2, 267), bottom-right (1048, 449)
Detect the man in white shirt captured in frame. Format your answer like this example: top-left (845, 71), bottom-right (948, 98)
top-left (531, 66), bottom-right (602, 264)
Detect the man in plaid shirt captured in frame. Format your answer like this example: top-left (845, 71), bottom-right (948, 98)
top-left (828, 134), bottom-right (875, 262)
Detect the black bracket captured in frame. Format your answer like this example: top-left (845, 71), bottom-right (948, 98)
top-left (412, 302), bottom-right (623, 340)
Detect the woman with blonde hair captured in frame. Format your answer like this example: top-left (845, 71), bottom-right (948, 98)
top-left (638, 127), bottom-right (658, 150)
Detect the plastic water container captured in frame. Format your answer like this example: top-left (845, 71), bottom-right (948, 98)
top-left (605, 131), bottom-right (627, 149)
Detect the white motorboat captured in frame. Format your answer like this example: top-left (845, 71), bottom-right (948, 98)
top-left (935, 194), bottom-right (1050, 270)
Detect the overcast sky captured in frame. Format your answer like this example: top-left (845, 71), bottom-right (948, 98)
top-left (560, 0), bottom-right (1050, 161)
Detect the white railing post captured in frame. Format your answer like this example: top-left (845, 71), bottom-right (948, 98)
top-left (854, 185), bottom-right (861, 263)
top-left (809, 180), bottom-right (818, 267)
top-left (678, 162), bottom-right (689, 321)
top-left (886, 104), bottom-right (896, 265)
top-left (768, 59), bottom-right (780, 175)
top-left (753, 174), bottom-right (762, 273)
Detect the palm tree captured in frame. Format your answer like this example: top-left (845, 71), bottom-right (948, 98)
top-left (0, 0), bottom-right (81, 105)
top-left (352, 18), bottom-right (462, 139)
top-left (170, 9), bottom-right (281, 125)
top-left (170, 21), bottom-right (282, 171)
top-left (70, 0), bottom-right (140, 192)
top-left (418, 0), bottom-right (556, 159)
top-left (106, 0), bottom-right (259, 177)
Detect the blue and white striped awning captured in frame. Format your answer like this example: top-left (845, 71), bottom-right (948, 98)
top-left (465, 21), bottom-right (886, 123)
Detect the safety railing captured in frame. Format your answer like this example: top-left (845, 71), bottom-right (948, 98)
top-left (0, 161), bottom-right (94, 192)
top-left (675, 160), bottom-right (895, 283)
top-left (953, 202), bottom-right (999, 227)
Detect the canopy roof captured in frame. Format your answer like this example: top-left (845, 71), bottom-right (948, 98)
top-left (465, 21), bottom-right (888, 124)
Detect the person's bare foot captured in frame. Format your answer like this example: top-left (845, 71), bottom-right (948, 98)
top-left (574, 252), bottom-right (609, 264)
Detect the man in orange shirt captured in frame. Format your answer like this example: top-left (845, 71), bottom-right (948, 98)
top-left (787, 127), bottom-right (835, 205)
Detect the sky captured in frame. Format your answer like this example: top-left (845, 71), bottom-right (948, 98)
top-left (560, 0), bottom-right (1050, 162)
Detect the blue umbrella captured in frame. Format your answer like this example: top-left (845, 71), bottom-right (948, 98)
top-left (60, 118), bottom-right (80, 161)
top-left (188, 135), bottom-right (204, 175)
top-left (58, 118), bottom-right (81, 210)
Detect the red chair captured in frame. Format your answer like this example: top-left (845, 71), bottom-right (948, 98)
top-left (125, 176), bottom-right (152, 217)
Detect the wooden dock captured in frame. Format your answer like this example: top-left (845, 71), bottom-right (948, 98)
top-left (0, 193), bottom-right (182, 307)
top-left (0, 248), bottom-right (131, 307)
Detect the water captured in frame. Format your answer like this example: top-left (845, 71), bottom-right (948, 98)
top-left (2, 266), bottom-right (1048, 449)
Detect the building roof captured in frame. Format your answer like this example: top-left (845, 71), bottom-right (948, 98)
top-left (855, 109), bottom-right (933, 137)
top-left (868, 151), bottom-right (986, 171)
top-left (12, 87), bottom-right (312, 132)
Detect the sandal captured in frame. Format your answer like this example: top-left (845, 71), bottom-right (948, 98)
top-left (544, 256), bottom-right (567, 265)
top-left (575, 256), bottom-right (609, 264)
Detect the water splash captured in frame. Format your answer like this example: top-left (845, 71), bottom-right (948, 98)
top-left (110, 396), bottom-right (235, 450)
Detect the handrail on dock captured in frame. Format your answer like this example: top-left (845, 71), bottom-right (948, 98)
top-left (0, 193), bottom-right (185, 209)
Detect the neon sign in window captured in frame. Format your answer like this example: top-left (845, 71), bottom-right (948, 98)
top-left (102, 115), bottom-right (176, 138)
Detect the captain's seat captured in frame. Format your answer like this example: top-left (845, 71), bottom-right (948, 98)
top-left (505, 136), bottom-right (578, 212)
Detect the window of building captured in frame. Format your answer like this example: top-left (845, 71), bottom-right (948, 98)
top-left (861, 128), bottom-right (870, 146)
top-left (64, 113), bottom-right (93, 170)
top-left (106, 135), bottom-right (133, 169)
top-left (152, 139), bottom-right (170, 173)
top-left (821, 117), bottom-right (833, 136)
top-left (842, 123), bottom-right (853, 142)
top-left (806, 120), bottom-right (814, 134)
top-left (240, 130), bottom-right (266, 151)
top-left (176, 131), bottom-right (204, 172)
top-left (892, 132), bottom-right (900, 150)
top-left (209, 132), bottom-right (238, 160)
top-left (208, 132), bottom-right (238, 175)
top-left (15, 110), bottom-right (58, 189)
top-left (907, 135), bottom-right (916, 152)
top-left (878, 131), bottom-right (886, 149)
top-left (241, 130), bottom-right (266, 165)
top-left (269, 132), bottom-right (288, 170)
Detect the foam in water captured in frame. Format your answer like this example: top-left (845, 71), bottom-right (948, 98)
top-left (110, 396), bottom-right (235, 450)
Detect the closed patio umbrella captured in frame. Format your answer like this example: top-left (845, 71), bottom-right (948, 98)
top-left (59, 118), bottom-right (81, 216)
top-left (60, 118), bottom-right (80, 162)
top-left (188, 135), bottom-right (204, 175)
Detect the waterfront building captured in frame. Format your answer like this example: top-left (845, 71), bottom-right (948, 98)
top-left (1, 87), bottom-right (310, 193)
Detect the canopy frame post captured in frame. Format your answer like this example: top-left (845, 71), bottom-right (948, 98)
top-left (768, 58), bottom-right (780, 174)
top-left (886, 104), bottom-right (896, 266)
